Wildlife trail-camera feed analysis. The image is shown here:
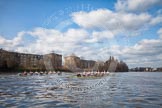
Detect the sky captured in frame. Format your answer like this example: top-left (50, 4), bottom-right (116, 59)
top-left (0, 0), bottom-right (162, 68)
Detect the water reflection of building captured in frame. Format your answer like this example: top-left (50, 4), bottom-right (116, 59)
top-left (0, 49), bottom-right (62, 71)
top-left (64, 54), bottom-right (96, 72)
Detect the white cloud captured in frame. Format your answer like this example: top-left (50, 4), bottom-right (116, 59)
top-left (26, 27), bottom-right (89, 54)
top-left (150, 15), bottom-right (162, 25)
top-left (85, 30), bottom-right (114, 43)
top-left (125, 39), bottom-right (162, 67)
top-left (0, 36), bottom-right (6, 45)
top-left (64, 28), bottom-right (88, 43)
top-left (0, 31), bottom-right (25, 50)
top-left (71, 9), bottom-right (152, 36)
top-left (158, 28), bottom-right (162, 38)
top-left (0, 27), bottom-right (116, 56)
top-left (115, 0), bottom-right (162, 12)
top-left (92, 30), bottom-right (114, 39)
top-left (98, 38), bottom-right (162, 68)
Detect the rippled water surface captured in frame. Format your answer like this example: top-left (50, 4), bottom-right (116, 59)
top-left (0, 72), bottom-right (162, 108)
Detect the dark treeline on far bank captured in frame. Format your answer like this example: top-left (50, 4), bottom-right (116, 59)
top-left (97, 56), bottom-right (129, 72)
top-left (129, 67), bottom-right (162, 72)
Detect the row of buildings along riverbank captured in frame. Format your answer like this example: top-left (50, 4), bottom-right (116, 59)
top-left (0, 49), bottom-right (62, 72)
top-left (64, 55), bottom-right (129, 72)
top-left (0, 49), bottom-right (129, 72)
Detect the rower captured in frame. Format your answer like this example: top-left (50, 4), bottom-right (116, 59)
top-left (23, 71), bottom-right (27, 76)
top-left (58, 71), bottom-right (62, 75)
top-left (40, 71), bottom-right (44, 75)
top-left (35, 71), bottom-right (39, 75)
top-left (29, 70), bottom-right (33, 75)
top-left (77, 73), bottom-right (81, 77)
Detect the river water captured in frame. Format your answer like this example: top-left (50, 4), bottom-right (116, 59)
top-left (0, 72), bottom-right (162, 108)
